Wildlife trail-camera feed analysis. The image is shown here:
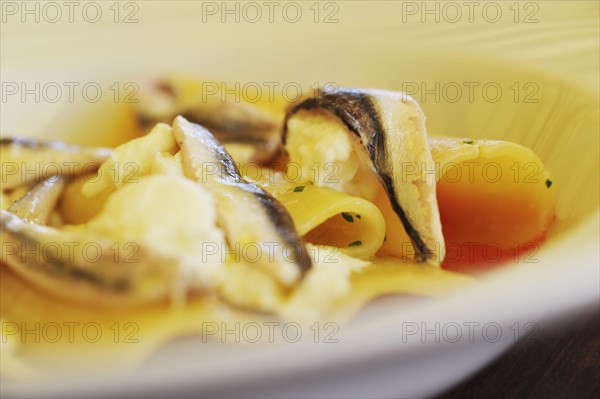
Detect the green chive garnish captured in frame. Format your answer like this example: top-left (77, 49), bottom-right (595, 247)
top-left (293, 186), bottom-right (305, 192)
top-left (356, 214), bottom-right (361, 219)
top-left (341, 212), bottom-right (354, 223)
top-left (349, 240), bottom-right (363, 247)
top-left (545, 179), bottom-right (553, 188)
top-left (463, 139), bottom-right (474, 144)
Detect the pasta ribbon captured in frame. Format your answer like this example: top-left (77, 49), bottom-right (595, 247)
top-left (378, 138), bottom-right (556, 271)
top-left (256, 178), bottom-right (386, 259)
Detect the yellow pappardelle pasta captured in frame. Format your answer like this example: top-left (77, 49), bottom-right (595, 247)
top-left (254, 175), bottom-right (385, 259)
top-left (375, 138), bottom-right (556, 271)
top-left (432, 138), bottom-right (556, 271)
top-left (0, 77), bottom-right (555, 377)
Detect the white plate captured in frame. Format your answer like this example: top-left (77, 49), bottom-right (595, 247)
top-left (1, 2), bottom-right (598, 397)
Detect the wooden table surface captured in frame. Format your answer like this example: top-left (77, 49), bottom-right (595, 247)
top-left (437, 309), bottom-right (600, 399)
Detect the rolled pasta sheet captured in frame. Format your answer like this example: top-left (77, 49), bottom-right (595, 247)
top-left (256, 178), bottom-right (386, 259)
top-left (378, 138), bottom-right (556, 271)
top-left (283, 90), bottom-right (445, 265)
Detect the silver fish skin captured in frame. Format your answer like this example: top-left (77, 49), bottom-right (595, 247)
top-left (1, 178), bottom-right (178, 307)
top-left (172, 116), bottom-right (312, 287)
top-left (136, 78), bottom-right (281, 163)
top-left (283, 88), bottom-right (445, 265)
top-left (7, 177), bottom-right (65, 225)
top-left (2, 209), bottom-right (180, 307)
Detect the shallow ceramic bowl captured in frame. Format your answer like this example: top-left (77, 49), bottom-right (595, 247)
top-left (1, 2), bottom-right (598, 397)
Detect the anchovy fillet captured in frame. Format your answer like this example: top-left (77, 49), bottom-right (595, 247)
top-left (137, 79), bottom-right (281, 162)
top-left (7, 177), bottom-right (65, 225)
top-left (283, 88), bottom-right (445, 264)
top-left (173, 116), bottom-right (311, 286)
top-left (1, 178), bottom-right (177, 306)
top-left (2, 209), bottom-right (179, 306)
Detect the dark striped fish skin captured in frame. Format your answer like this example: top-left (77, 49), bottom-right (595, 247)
top-left (136, 78), bottom-right (282, 163)
top-left (1, 210), bottom-right (131, 293)
top-left (1, 177), bottom-right (178, 306)
top-left (181, 106), bottom-right (277, 145)
top-left (172, 116), bottom-right (311, 286)
top-left (1, 207), bottom-right (177, 306)
top-left (283, 88), bottom-right (444, 264)
top-left (1, 137), bottom-right (111, 190)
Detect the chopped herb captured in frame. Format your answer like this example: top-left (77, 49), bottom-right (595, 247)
top-left (384, 235), bottom-right (387, 242)
top-left (462, 139), bottom-right (474, 144)
top-left (349, 240), bottom-right (363, 247)
top-left (341, 212), bottom-right (354, 223)
top-left (545, 179), bottom-right (553, 188)
top-left (293, 186), bottom-right (305, 192)
top-left (356, 214), bottom-right (362, 219)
